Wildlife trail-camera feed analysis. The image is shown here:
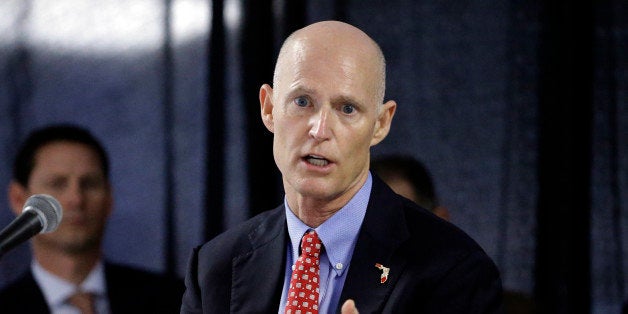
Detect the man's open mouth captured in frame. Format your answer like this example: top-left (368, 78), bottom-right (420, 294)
top-left (305, 155), bottom-right (329, 167)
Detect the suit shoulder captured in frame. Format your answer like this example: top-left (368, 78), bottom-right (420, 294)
top-left (398, 200), bottom-right (499, 277)
top-left (106, 262), bottom-right (184, 313)
top-left (0, 271), bottom-right (49, 313)
top-left (404, 201), bottom-right (486, 251)
top-left (196, 206), bottom-right (284, 259)
top-left (0, 271), bottom-right (31, 297)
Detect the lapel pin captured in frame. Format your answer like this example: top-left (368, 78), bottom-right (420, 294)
top-left (374, 263), bottom-right (390, 284)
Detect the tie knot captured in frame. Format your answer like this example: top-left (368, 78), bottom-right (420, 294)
top-left (300, 230), bottom-right (322, 258)
top-left (67, 290), bottom-right (96, 314)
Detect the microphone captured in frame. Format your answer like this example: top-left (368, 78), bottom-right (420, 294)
top-left (0, 194), bottom-right (63, 258)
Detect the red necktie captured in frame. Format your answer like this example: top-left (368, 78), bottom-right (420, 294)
top-left (285, 230), bottom-right (322, 314)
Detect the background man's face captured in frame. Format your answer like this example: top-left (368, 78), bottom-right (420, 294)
top-left (20, 141), bottom-right (112, 254)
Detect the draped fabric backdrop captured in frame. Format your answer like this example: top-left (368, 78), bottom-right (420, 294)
top-left (0, 1), bottom-right (625, 313)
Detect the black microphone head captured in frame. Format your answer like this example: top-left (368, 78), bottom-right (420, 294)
top-left (23, 194), bottom-right (63, 233)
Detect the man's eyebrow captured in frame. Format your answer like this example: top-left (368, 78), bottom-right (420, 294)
top-left (331, 95), bottom-right (363, 107)
top-left (286, 86), bottom-right (316, 97)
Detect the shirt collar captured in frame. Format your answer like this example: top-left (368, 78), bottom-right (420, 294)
top-left (285, 173), bottom-right (372, 276)
top-left (31, 260), bottom-right (107, 307)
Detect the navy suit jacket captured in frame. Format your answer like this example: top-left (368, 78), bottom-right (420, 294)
top-left (0, 262), bottom-right (184, 314)
top-left (181, 176), bottom-right (504, 313)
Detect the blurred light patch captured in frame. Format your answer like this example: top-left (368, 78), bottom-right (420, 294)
top-left (0, 1), bottom-right (23, 46)
top-left (224, 0), bottom-right (242, 31)
top-left (12, 0), bottom-right (210, 56)
top-left (173, 0), bottom-right (211, 44)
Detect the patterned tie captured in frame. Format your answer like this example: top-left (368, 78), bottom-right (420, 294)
top-left (67, 290), bottom-right (96, 314)
top-left (285, 230), bottom-right (323, 314)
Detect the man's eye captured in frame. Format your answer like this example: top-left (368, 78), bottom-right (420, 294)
top-left (81, 177), bottom-right (106, 190)
top-left (294, 97), bottom-right (309, 107)
top-left (341, 104), bottom-right (355, 114)
top-left (48, 179), bottom-right (66, 190)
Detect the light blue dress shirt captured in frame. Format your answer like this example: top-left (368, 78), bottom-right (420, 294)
top-left (31, 260), bottom-right (110, 314)
top-left (279, 173), bottom-right (372, 313)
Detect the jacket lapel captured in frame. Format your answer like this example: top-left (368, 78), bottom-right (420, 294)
top-left (338, 177), bottom-right (410, 313)
top-left (230, 207), bottom-right (288, 313)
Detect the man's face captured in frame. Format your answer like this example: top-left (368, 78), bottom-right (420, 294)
top-left (263, 38), bottom-right (394, 204)
top-left (17, 141), bottom-right (112, 254)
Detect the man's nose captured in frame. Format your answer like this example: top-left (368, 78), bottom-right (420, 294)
top-left (309, 107), bottom-right (331, 141)
top-left (61, 183), bottom-right (84, 210)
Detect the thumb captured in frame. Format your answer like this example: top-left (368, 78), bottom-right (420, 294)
top-left (341, 299), bottom-right (359, 314)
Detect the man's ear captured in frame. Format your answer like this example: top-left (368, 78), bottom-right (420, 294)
top-left (371, 100), bottom-right (397, 146)
top-left (259, 84), bottom-right (275, 133)
top-left (8, 181), bottom-right (28, 216)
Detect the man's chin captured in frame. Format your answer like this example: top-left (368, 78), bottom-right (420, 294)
top-left (296, 186), bottom-right (342, 202)
top-left (36, 236), bottom-right (101, 255)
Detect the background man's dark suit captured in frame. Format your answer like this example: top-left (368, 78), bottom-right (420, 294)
top-left (181, 176), bottom-right (503, 313)
top-left (0, 262), bottom-right (184, 314)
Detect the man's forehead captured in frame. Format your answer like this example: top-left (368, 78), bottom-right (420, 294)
top-left (273, 24), bottom-right (386, 102)
top-left (277, 40), bottom-right (377, 79)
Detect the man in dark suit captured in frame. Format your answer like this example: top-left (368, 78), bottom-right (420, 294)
top-left (180, 20), bottom-right (503, 313)
top-left (0, 124), bottom-right (183, 313)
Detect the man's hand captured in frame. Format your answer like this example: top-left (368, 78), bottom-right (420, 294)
top-left (341, 299), bottom-right (359, 314)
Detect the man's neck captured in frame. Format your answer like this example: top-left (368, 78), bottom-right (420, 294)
top-left (286, 178), bottom-right (367, 228)
top-left (32, 246), bottom-right (101, 285)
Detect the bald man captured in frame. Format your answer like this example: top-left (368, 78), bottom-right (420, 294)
top-left (180, 21), bottom-right (504, 314)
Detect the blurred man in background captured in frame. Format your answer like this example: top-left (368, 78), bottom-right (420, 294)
top-left (371, 155), bottom-right (450, 221)
top-left (0, 124), bottom-right (183, 314)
